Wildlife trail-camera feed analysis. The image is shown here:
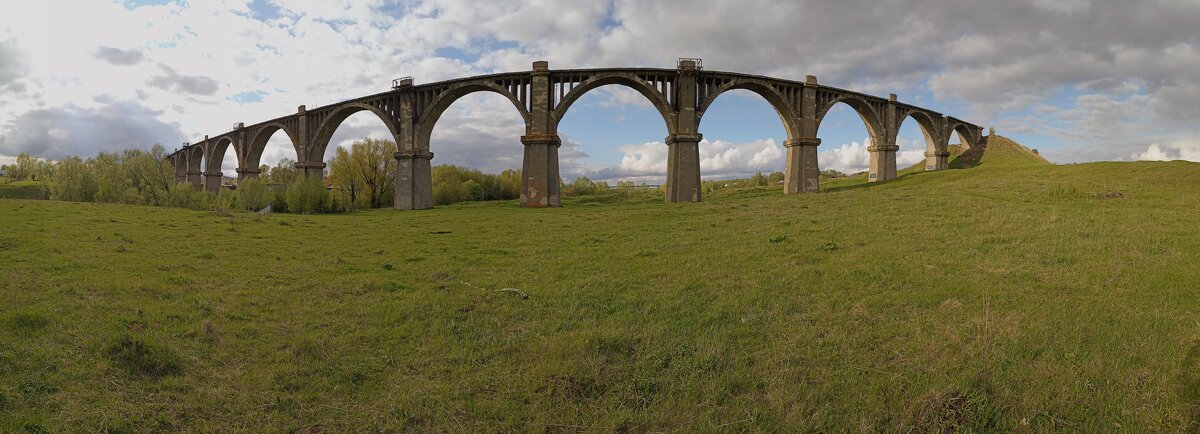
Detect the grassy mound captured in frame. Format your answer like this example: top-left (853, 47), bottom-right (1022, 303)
top-left (0, 180), bottom-right (48, 200)
top-left (2, 158), bottom-right (1199, 431)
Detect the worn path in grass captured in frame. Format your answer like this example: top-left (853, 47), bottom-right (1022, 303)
top-left (2, 139), bottom-right (1200, 431)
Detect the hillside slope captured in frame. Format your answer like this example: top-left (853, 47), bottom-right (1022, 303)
top-left (2, 158), bottom-right (1200, 432)
top-left (904, 135), bottom-right (1050, 173)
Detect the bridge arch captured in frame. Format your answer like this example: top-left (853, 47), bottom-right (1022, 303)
top-left (310, 102), bottom-right (402, 163)
top-left (551, 74), bottom-right (675, 133)
top-left (417, 82), bottom-right (531, 149)
top-left (246, 123), bottom-right (301, 172)
top-left (948, 121), bottom-right (979, 149)
top-left (816, 95), bottom-right (884, 143)
top-left (698, 81), bottom-right (799, 140)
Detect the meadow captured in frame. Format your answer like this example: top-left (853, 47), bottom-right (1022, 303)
top-left (2, 138), bottom-right (1199, 432)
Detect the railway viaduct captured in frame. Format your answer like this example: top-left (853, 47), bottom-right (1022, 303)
top-left (168, 59), bottom-right (984, 209)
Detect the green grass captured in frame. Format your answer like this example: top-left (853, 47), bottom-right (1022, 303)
top-left (2, 142), bottom-right (1200, 431)
top-left (0, 179), bottom-right (48, 200)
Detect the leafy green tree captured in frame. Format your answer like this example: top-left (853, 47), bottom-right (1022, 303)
top-left (49, 156), bottom-right (98, 202)
top-left (266, 158), bottom-right (298, 186)
top-left (327, 138), bottom-right (397, 209)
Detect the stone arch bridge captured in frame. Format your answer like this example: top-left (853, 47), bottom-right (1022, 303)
top-left (168, 59), bottom-right (984, 210)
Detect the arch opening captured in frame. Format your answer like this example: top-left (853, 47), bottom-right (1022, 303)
top-left (321, 111), bottom-right (400, 209)
top-left (814, 101), bottom-right (882, 181)
top-left (418, 85), bottom-right (529, 150)
top-left (896, 113), bottom-right (939, 173)
top-left (552, 75), bottom-right (674, 133)
top-left (696, 88), bottom-right (790, 186)
top-left (252, 126), bottom-right (302, 186)
top-left (425, 91), bottom-right (527, 206)
top-left (556, 84), bottom-right (672, 189)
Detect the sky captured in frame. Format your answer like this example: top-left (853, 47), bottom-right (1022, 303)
top-left (1, 0), bottom-right (1198, 182)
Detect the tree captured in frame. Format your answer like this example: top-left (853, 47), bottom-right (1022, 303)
top-left (12, 152), bottom-right (35, 180)
top-left (266, 158), bottom-right (298, 186)
top-left (327, 146), bottom-right (362, 207)
top-left (49, 156), bottom-right (98, 202)
top-left (124, 145), bottom-right (174, 206)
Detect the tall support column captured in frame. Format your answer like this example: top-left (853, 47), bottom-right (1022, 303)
top-left (236, 168), bottom-right (260, 181)
top-left (394, 150), bottom-right (434, 210)
top-left (925, 151), bottom-right (950, 171)
top-left (784, 138), bottom-right (821, 193)
top-left (204, 171), bottom-right (223, 193)
top-left (174, 157), bottom-right (188, 185)
top-left (187, 171), bottom-right (202, 189)
top-left (870, 93), bottom-right (900, 182)
top-left (520, 60), bottom-right (562, 208)
top-left (520, 134), bottom-right (561, 207)
top-left (295, 161), bottom-right (325, 179)
top-left (665, 133), bottom-right (702, 202)
top-left (666, 59), bottom-right (702, 203)
top-left (868, 144), bottom-right (899, 182)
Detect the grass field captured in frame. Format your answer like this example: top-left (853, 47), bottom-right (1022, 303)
top-left (3, 137), bottom-right (1200, 432)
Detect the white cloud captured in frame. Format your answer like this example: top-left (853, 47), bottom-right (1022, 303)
top-left (1132, 141), bottom-right (1200, 162)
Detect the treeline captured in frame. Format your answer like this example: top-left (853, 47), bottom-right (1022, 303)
top-left (7, 138), bottom-right (820, 213)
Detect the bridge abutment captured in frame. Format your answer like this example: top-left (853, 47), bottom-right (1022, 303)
top-left (784, 138), bottom-right (821, 193)
top-left (520, 134), bottom-right (561, 207)
top-left (394, 150), bottom-right (434, 210)
top-left (665, 133), bottom-right (702, 202)
top-left (868, 144), bottom-right (899, 182)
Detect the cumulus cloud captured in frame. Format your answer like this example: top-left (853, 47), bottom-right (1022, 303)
top-left (1132, 142), bottom-right (1200, 162)
top-left (94, 46), bottom-right (144, 65)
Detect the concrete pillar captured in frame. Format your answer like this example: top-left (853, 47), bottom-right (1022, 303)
top-left (174, 158), bottom-right (188, 185)
top-left (236, 168), bottom-right (260, 181)
top-left (868, 144), bottom-right (899, 182)
top-left (784, 138), bottom-right (821, 193)
top-left (203, 171), bottom-right (223, 193)
top-left (925, 151), bottom-right (950, 171)
top-left (394, 150), bottom-right (433, 210)
top-left (186, 171), bottom-right (202, 189)
top-left (519, 60), bottom-right (562, 208)
top-left (665, 133), bottom-right (702, 202)
top-left (295, 161), bottom-right (325, 180)
top-left (520, 134), bottom-right (561, 207)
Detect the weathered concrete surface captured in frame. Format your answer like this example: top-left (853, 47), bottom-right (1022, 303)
top-left (169, 59), bottom-right (986, 209)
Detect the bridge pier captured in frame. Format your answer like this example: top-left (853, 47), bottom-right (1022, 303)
top-left (296, 161), bottom-right (326, 180)
top-left (784, 138), bottom-right (821, 193)
top-left (665, 133), bottom-right (702, 202)
top-left (520, 134), bottom-right (561, 207)
top-left (187, 171), bottom-right (202, 189)
top-left (236, 168), bottom-right (260, 181)
top-left (868, 144), bottom-right (899, 182)
top-left (925, 151), bottom-right (950, 171)
top-left (204, 171), bottom-right (223, 193)
top-left (394, 150), bottom-right (433, 210)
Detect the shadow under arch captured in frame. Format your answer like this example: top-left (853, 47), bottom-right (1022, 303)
top-left (551, 74), bottom-right (675, 134)
top-left (417, 83), bottom-right (531, 149)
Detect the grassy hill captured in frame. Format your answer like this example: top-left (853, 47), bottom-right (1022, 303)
top-left (0, 179), bottom-right (48, 200)
top-left (902, 134), bottom-right (1051, 173)
top-left (2, 141), bottom-right (1200, 431)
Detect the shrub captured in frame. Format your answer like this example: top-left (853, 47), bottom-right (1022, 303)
top-left (237, 178), bottom-right (272, 211)
top-left (167, 183), bottom-right (214, 210)
top-left (285, 177), bottom-right (331, 214)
